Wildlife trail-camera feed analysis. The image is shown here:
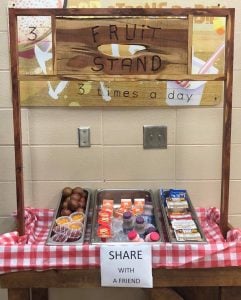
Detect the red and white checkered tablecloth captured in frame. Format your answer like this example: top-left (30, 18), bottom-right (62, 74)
top-left (0, 207), bottom-right (241, 274)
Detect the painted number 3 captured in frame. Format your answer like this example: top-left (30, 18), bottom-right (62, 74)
top-left (28, 26), bottom-right (37, 41)
top-left (78, 83), bottom-right (85, 95)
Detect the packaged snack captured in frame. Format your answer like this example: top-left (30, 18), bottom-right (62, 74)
top-left (102, 199), bottom-right (114, 216)
top-left (102, 199), bottom-right (114, 208)
top-left (166, 198), bottom-right (189, 210)
top-left (53, 225), bottom-right (70, 234)
top-left (134, 198), bottom-right (145, 208)
top-left (67, 222), bottom-right (83, 242)
top-left (174, 228), bottom-right (202, 242)
top-left (113, 207), bottom-right (125, 218)
top-left (168, 210), bottom-right (192, 220)
top-left (171, 219), bottom-right (197, 230)
top-left (70, 211), bottom-right (85, 223)
top-left (169, 189), bottom-right (186, 201)
top-left (97, 224), bottom-right (112, 238)
top-left (120, 198), bottom-right (132, 211)
top-left (67, 230), bottom-right (82, 242)
top-left (51, 233), bottom-right (69, 243)
top-left (98, 210), bottom-right (111, 225)
top-left (132, 206), bottom-right (144, 216)
top-left (55, 216), bottom-right (71, 226)
top-left (68, 221), bottom-right (83, 231)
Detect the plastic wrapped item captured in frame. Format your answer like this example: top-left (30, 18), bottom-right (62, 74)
top-left (53, 225), bottom-right (70, 234)
top-left (98, 211), bottom-right (111, 226)
top-left (51, 233), bottom-right (69, 243)
top-left (55, 216), bottom-right (70, 226)
top-left (97, 224), bottom-right (112, 239)
top-left (70, 212), bottom-right (85, 223)
top-left (121, 199), bottom-right (132, 211)
top-left (67, 228), bottom-right (82, 242)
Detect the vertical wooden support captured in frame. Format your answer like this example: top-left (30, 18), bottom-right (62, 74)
top-left (220, 9), bottom-right (235, 236)
top-left (220, 287), bottom-right (241, 300)
top-left (175, 287), bottom-right (220, 300)
top-left (145, 287), bottom-right (183, 300)
top-left (8, 9), bottom-right (25, 236)
top-left (8, 289), bottom-right (30, 300)
top-left (51, 14), bottom-right (57, 75)
top-left (32, 288), bottom-right (49, 300)
top-left (187, 14), bottom-right (193, 75)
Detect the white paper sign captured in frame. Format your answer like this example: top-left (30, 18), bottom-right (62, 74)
top-left (100, 244), bottom-right (153, 288)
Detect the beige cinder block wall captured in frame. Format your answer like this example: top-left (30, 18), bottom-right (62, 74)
top-left (0, 0), bottom-right (241, 299)
top-left (1, 0), bottom-right (241, 227)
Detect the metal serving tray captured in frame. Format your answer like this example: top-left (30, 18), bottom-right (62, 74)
top-left (46, 188), bottom-right (91, 245)
top-left (90, 189), bottom-right (164, 244)
top-left (159, 189), bottom-right (207, 243)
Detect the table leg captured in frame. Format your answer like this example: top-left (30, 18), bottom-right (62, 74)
top-left (145, 287), bottom-right (183, 300)
top-left (8, 288), bottom-right (30, 300)
top-left (32, 288), bottom-right (49, 300)
top-left (220, 287), bottom-right (241, 300)
top-left (175, 287), bottom-right (220, 300)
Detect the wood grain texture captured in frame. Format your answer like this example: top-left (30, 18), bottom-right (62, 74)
top-left (56, 18), bottom-right (188, 78)
top-left (8, 9), bottom-right (25, 236)
top-left (8, 289), bottom-right (30, 300)
top-left (1, 268), bottom-right (241, 289)
top-left (19, 80), bottom-right (223, 107)
top-left (220, 9), bottom-right (235, 236)
top-left (220, 287), bottom-right (241, 300)
top-left (187, 15), bottom-right (193, 75)
top-left (175, 287), bottom-right (220, 300)
top-left (8, 8), bottom-right (234, 17)
top-left (51, 15), bottom-right (57, 76)
top-left (6, 285), bottom-right (241, 300)
top-left (18, 74), bottom-right (225, 81)
top-left (145, 288), bottom-right (183, 300)
top-left (32, 288), bottom-right (48, 300)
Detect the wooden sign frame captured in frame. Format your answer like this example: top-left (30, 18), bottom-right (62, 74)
top-left (14, 9), bottom-right (226, 107)
top-left (8, 8), bottom-right (234, 236)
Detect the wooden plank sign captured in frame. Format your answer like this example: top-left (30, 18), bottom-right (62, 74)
top-left (20, 80), bottom-right (223, 106)
top-left (56, 17), bottom-right (188, 79)
top-left (16, 11), bottom-right (226, 107)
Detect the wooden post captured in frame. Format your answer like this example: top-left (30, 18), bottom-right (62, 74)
top-left (220, 9), bottom-right (235, 236)
top-left (32, 288), bottom-right (49, 300)
top-left (8, 9), bottom-right (25, 236)
top-left (8, 289), bottom-right (30, 300)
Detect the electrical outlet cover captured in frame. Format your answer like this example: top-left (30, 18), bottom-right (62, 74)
top-left (78, 127), bottom-right (91, 147)
top-left (143, 125), bottom-right (167, 149)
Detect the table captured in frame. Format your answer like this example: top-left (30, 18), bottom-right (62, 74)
top-left (1, 208), bottom-right (241, 300)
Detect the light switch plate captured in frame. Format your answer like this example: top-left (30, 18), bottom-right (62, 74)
top-left (78, 127), bottom-right (91, 147)
top-left (143, 125), bottom-right (167, 149)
